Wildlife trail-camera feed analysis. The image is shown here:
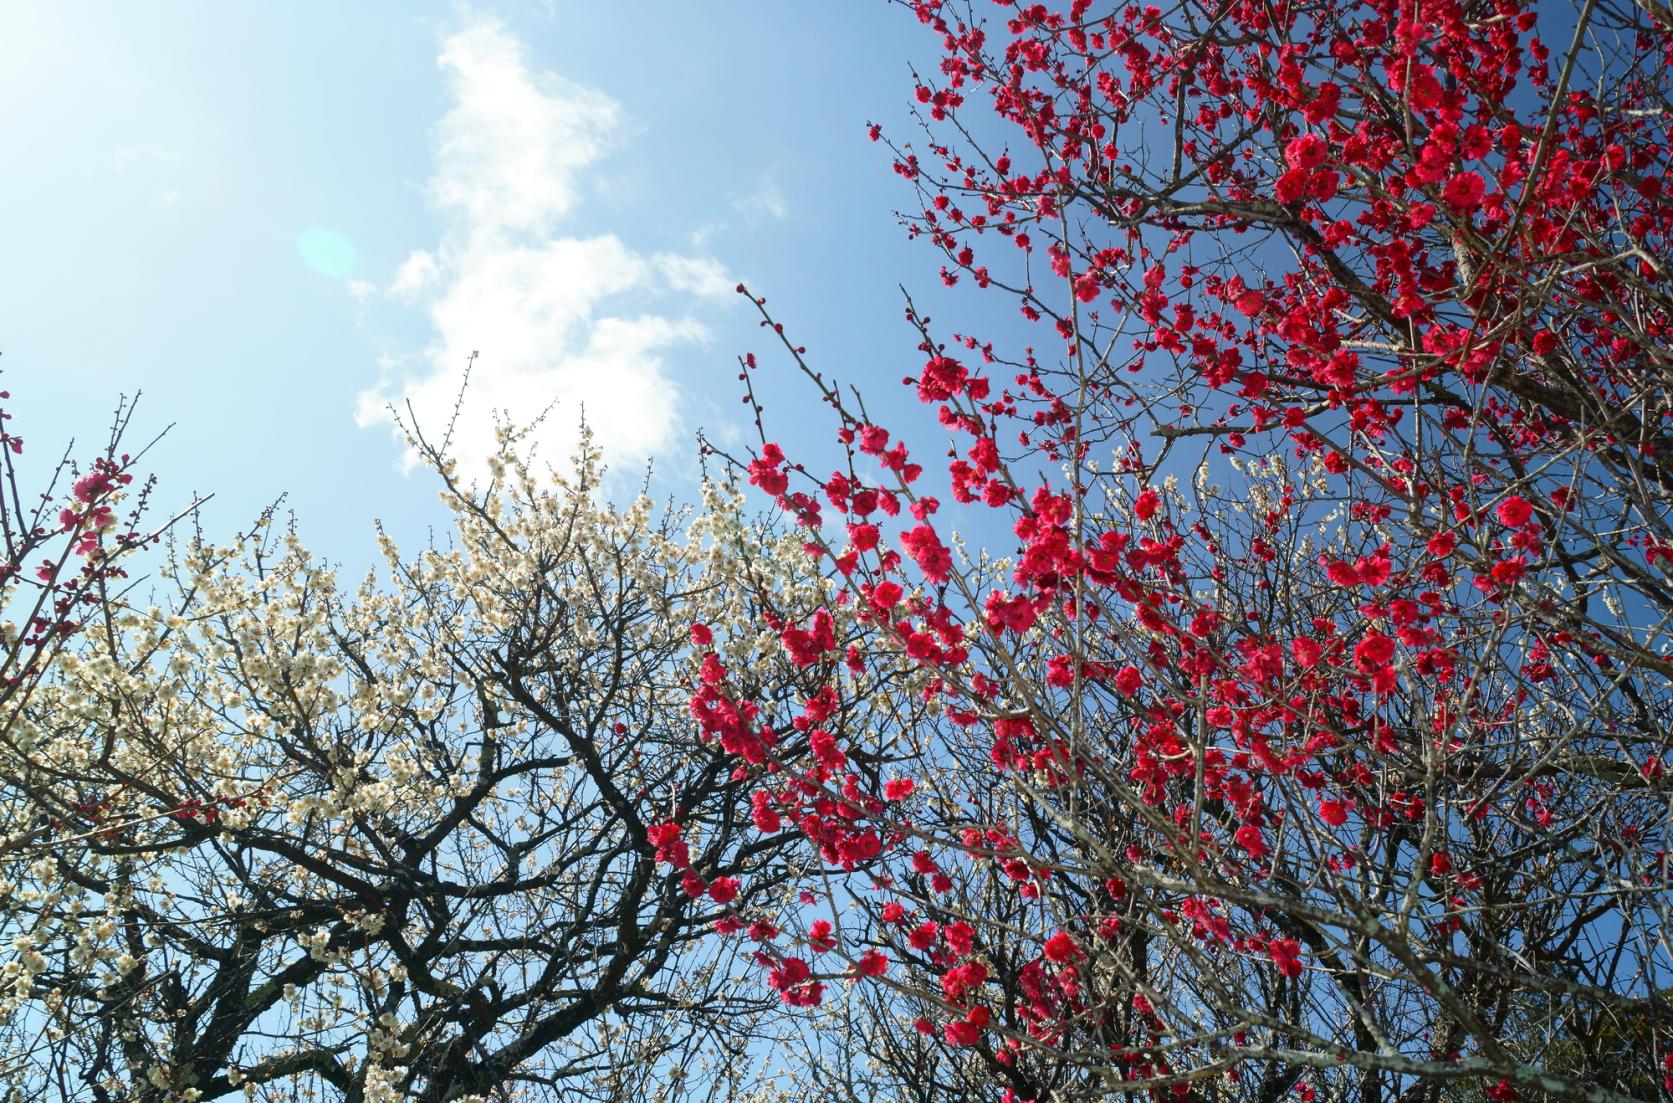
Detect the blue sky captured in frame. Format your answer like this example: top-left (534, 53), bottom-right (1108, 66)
top-left (2, 2), bottom-right (962, 569)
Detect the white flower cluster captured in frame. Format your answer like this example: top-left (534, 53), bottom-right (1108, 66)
top-left (0, 427), bottom-right (846, 1101)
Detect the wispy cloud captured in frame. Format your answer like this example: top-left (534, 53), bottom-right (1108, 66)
top-left (114, 143), bottom-right (187, 208)
top-left (356, 17), bottom-right (733, 478)
top-left (112, 143), bottom-right (182, 170)
top-left (654, 253), bottom-right (737, 300)
top-left (734, 176), bottom-right (788, 223)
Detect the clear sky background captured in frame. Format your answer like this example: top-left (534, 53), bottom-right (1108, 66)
top-left (1, 2), bottom-right (971, 571)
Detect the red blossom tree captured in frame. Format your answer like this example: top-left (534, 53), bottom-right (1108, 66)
top-left (683, 2), bottom-right (1673, 1102)
top-left (0, 394), bottom-right (183, 854)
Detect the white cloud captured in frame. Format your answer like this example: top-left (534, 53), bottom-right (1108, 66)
top-left (655, 253), bottom-right (736, 300)
top-left (430, 23), bottom-right (618, 237)
top-left (113, 145), bottom-right (187, 207)
top-left (388, 250), bottom-right (440, 301)
top-left (113, 143), bottom-right (182, 170)
top-left (734, 177), bottom-right (788, 222)
top-left (356, 17), bottom-right (733, 479)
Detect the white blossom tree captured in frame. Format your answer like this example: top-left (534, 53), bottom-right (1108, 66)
top-left (0, 421), bottom-right (859, 1103)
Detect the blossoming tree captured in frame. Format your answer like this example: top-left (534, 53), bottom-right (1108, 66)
top-left (0, 420), bottom-right (866, 1103)
top-left (0, 393), bottom-right (180, 864)
top-left (683, 2), bottom-right (1673, 1102)
top-left (5, 0), bottom-right (1672, 1100)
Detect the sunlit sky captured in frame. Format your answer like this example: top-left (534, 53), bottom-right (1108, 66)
top-left (3, 2), bottom-right (978, 569)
